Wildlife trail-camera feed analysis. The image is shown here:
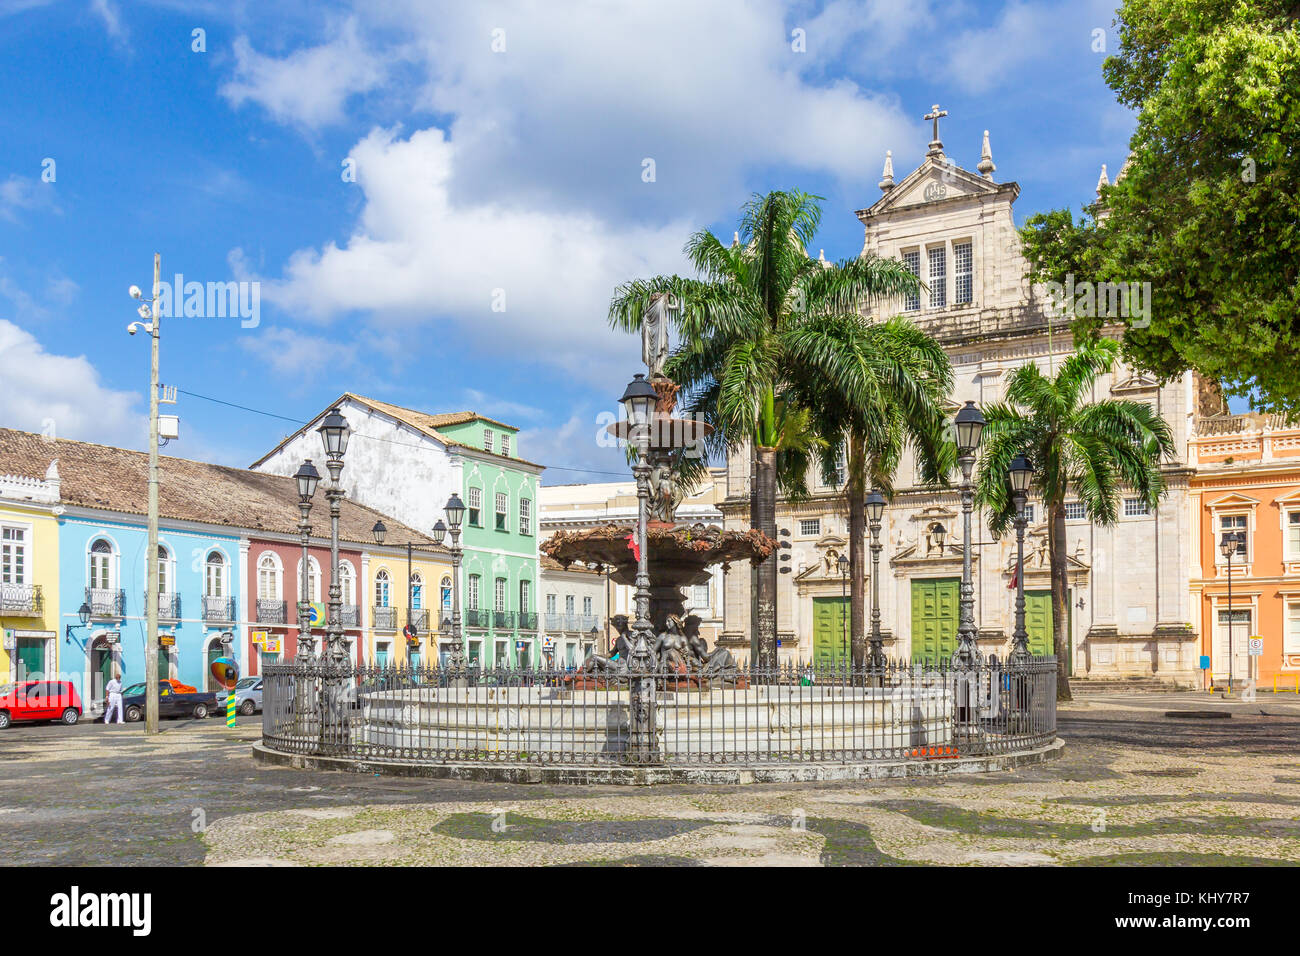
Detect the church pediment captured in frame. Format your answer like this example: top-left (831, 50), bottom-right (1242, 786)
top-left (862, 157), bottom-right (1006, 218)
top-left (1111, 370), bottom-right (1160, 394)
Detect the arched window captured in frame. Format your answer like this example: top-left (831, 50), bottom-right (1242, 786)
top-left (375, 569), bottom-right (391, 608)
top-left (88, 539), bottom-right (115, 591)
top-left (339, 561), bottom-right (356, 605)
top-left (411, 571), bottom-right (423, 610)
top-left (298, 557), bottom-right (321, 602)
top-left (440, 576), bottom-right (452, 613)
top-left (204, 551), bottom-right (226, 598)
top-left (156, 545), bottom-right (172, 594)
top-left (257, 554), bottom-right (281, 600)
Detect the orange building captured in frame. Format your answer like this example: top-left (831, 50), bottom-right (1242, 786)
top-left (1190, 413), bottom-right (1300, 690)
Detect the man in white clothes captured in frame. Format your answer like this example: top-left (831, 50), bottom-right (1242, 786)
top-left (103, 674), bottom-right (124, 724)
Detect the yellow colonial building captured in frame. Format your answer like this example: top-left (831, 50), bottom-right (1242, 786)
top-left (363, 539), bottom-right (453, 668)
top-left (0, 461), bottom-right (63, 682)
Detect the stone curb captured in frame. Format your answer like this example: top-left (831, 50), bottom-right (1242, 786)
top-left (251, 738), bottom-right (1064, 786)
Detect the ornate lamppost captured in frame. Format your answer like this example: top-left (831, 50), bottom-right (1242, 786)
top-left (431, 493), bottom-right (467, 671)
top-left (621, 372), bottom-right (659, 764)
top-left (865, 488), bottom-right (887, 669)
top-left (317, 407), bottom-right (350, 664)
top-left (294, 460), bottom-right (320, 658)
top-left (1007, 455), bottom-right (1033, 664)
top-left (837, 552), bottom-right (849, 664)
top-left (1220, 531), bottom-right (1243, 692)
top-left (952, 400), bottom-right (986, 667)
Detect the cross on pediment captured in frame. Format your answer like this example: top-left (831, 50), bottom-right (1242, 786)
top-left (924, 103), bottom-right (948, 157)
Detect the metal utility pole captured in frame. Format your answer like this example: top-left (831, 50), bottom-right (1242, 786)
top-left (145, 254), bottom-right (161, 735)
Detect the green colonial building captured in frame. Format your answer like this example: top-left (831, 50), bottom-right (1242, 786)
top-left (251, 393), bottom-right (544, 668)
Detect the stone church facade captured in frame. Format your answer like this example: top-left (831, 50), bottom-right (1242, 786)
top-left (717, 110), bottom-right (1200, 687)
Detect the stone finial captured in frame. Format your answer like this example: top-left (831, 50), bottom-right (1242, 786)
top-left (978, 129), bottom-right (996, 180)
top-left (923, 103), bottom-right (947, 158)
top-left (878, 149), bottom-right (895, 191)
top-left (1096, 163), bottom-right (1110, 197)
top-left (1115, 154), bottom-right (1132, 183)
top-left (732, 231), bottom-right (740, 247)
top-left (44, 458), bottom-right (60, 483)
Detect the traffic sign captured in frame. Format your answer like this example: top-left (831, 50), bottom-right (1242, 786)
top-left (1199, 655), bottom-right (1210, 670)
top-left (1248, 637), bottom-right (1263, 656)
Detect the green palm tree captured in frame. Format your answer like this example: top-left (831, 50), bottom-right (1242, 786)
top-left (973, 337), bottom-right (1175, 699)
top-left (609, 189), bottom-right (929, 667)
top-left (784, 316), bottom-right (954, 666)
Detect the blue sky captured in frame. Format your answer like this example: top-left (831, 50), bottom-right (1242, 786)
top-left (0, 0), bottom-right (1144, 484)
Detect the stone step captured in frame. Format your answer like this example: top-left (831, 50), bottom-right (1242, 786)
top-left (1066, 681), bottom-right (1190, 697)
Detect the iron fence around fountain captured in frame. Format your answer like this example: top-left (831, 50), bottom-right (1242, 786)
top-left (260, 658), bottom-right (1056, 767)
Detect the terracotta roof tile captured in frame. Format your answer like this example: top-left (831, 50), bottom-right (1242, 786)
top-left (0, 428), bottom-right (439, 549)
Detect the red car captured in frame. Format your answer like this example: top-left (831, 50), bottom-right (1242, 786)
top-left (0, 680), bottom-right (82, 728)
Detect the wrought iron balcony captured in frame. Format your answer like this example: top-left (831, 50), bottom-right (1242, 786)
top-left (464, 608), bottom-right (490, 629)
top-left (372, 606), bottom-right (397, 631)
top-left (145, 591), bottom-right (182, 621)
top-left (544, 612), bottom-right (563, 632)
top-left (202, 595), bottom-right (236, 622)
top-left (85, 587), bottom-right (126, 619)
top-left (564, 613), bottom-right (581, 631)
top-left (517, 612), bottom-right (538, 631)
top-left (0, 584), bottom-right (42, 616)
top-left (338, 604), bottom-right (360, 627)
top-left (580, 615), bottom-right (599, 633)
top-left (407, 608), bottom-right (429, 632)
top-left (493, 610), bottom-right (514, 630)
top-left (256, 599), bottom-right (287, 625)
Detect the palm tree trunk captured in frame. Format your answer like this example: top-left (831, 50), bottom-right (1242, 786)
top-left (847, 433), bottom-right (867, 669)
top-left (754, 445), bottom-right (779, 670)
top-left (1048, 499), bottom-right (1073, 701)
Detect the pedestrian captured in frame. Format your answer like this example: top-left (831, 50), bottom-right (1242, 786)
top-left (103, 673), bottom-right (124, 724)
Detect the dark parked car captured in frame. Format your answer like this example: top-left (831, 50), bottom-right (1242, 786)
top-left (120, 681), bottom-right (221, 722)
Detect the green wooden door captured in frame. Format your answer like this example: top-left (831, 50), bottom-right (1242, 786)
top-left (15, 639), bottom-right (45, 681)
top-left (911, 578), bottom-right (959, 664)
top-left (1025, 591), bottom-right (1054, 657)
top-left (812, 597), bottom-right (849, 670)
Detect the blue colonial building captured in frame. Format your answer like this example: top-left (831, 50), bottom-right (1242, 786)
top-left (59, 511), bottom-right (242, 708)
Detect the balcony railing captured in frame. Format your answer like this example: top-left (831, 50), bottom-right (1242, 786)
top-left (580, 615), bottom-right (599, 633)
top-left (0, 584), bottom-right (42, 616)
top-left (407, 608), bottom-right (429, 632)
top-left (146, 591), bottom-right (182, 621)
top-left (544, 613), bottom-right (563, 632)
top-left (517, 612), bottom-right (538, 631)
top-left (493, 610), bottom-right (514, 630)
top-left (373, 606), bottom-right (397, 631)
top-left (465, 608), bottom-right (490, 629)
top-left (256, 599), bottom-right (288, 625)
top-left (338, 604), bottom-right (360, 628)
top-left (564, 614), bottom-right (580, 631)
top-left (86, 588), bottom-right (126, 619)
top-left (202, 595), bottom-right (236, 623)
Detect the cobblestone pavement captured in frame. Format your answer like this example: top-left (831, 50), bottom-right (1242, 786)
top-left (2, 693), bottom-right (1299, 866)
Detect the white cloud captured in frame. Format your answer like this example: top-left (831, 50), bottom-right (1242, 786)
top-left (0, 319), bottom-right (142, 447)
top-left (220, 17), bottom-right (386, 130)
top-left (89, 0), bottom-right (127, 45)
top-left (0, 175), bottom-right (56, 222)
top-left (238, 326), bottom-right (359, 378)
top-left (262, 125), bottom-right (691, 384)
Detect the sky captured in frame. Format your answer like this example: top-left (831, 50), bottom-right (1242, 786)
top-left (0, 0), bottom-right (1144, 485)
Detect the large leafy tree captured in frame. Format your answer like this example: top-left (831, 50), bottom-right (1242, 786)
top-left (974, 337), bottom-right (1175, 700)
top-left (609, 189), bottom-right (930, 667)
top-left (1022, 0), bottom-right (1300, 416)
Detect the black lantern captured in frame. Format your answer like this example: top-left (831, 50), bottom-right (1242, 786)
top-left (1220, 531), bottom-right (1242, 559)
top-left (954, 400), bottom-right (986, 457)
top-left (371, 520), bottom-right (387, 546)
top-left (294, 459), bottom-right (321, 502)
top-left (431, 519), bottom-right (447, 545)
top-left (317, 406), bottom-right (351, 458)
top-left (445, 493), bottom-right (466, 531)
top-left (865, 489), bottom-right (886, 523)
top-left (837, 553), bottom-right (848, 574)
top-left (620, 373), bottom-right (658, 428)
top-left (78, 602), bottom-right (91, 626)
top-left (930, 522), bottom-right (947, 549)
top-left (1009, 454), bottom-right (1033, 494)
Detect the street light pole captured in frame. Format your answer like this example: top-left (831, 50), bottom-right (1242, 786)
top-left (1008, 455), bottom-right (1034, 664)
top-left (317, 408), bottom-right (350, 663)
top-left (620, 373), bottom-right (659, 764)
top-left (127, 255), bottom-right (163, 735)
top-left (433, 494), bottom-right (467, 672)
top-left (294, 460), bottom-right (320, 659)
top-left (865, 489), bottom-right (886, 669)
top-left (952, 401), bottom-right (986, 668)
top-left (1220, 531), bottom-right (1241, 693)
